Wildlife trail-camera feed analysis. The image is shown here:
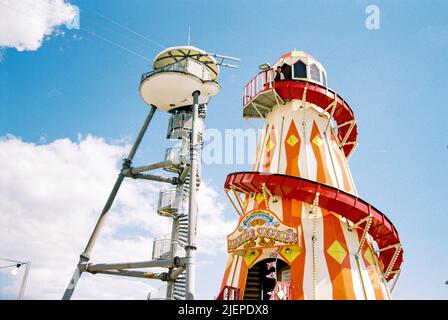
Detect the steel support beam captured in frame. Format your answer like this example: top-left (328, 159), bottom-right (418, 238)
top-left (86, 257), bottom-right (186, 272)
top-left (18, 262), bottom-right (31, 300)
top-left (123, 160), bottom-right (173, 175)
top-left (88, 269), bottom-right (166, 280)
top-left (125, 172), bottom-right (179, 184)
top-left (62, 105), bottom-right (157, 300)
top-left (224, 189), bottom-right (243, 216)
top-left (185, 90), bottom-right (200, 300)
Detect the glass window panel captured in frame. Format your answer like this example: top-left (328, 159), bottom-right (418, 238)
top-left (310, 64), bottom-right (320, 82)
top-left (293, 60), bottom-right (307, 79)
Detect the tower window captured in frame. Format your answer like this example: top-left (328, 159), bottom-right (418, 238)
top-left (292, 60), bottom-right (307, 79)
top-left (322, 71), bottom-right (327, 86)
top-left (310, 64), bottom-right (321, 83)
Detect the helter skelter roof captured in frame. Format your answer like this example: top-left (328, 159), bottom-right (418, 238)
top-left (224, 171), bottom-right (403, 281)
top-left (275, 50), bottom-right (326, 73)
top-left (152, 46), bottom-right (219, 81)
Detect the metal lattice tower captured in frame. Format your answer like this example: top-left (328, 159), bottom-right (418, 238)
top-left (62, 46), bottom-right (239, 300)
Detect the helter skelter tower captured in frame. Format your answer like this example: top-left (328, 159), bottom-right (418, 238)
top-left (217, 51), bottom-right (403, 300)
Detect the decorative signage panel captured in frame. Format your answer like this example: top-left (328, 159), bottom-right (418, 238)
top-left (227, 209), bottom-right (299, 252)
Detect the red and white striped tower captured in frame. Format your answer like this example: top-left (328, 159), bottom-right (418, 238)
top-left (217, 51), bottom-right (403, 300)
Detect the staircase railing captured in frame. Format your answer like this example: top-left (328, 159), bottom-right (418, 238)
top-left (217, 286), bottom-right (240, 300)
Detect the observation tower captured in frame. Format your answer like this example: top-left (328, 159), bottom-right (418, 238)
top-left (63, 46), bottom-right (238, 300)
top-left (218, 51), bottom-right (403, 300)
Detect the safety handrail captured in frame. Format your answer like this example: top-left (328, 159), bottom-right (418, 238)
top-left (216, 286), bottom-right (240, 300)
top-left (243, 70), bottom-right (275, 106)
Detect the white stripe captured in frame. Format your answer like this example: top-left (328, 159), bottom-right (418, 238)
top-left (314, 208), bottom-right (333, 300)
top-left (226, 255), bottom-right (238, 287)
top-left (369, 237), bottom-right (391, 299)
top-left (341, 224), bottom-right (368, 299)
top-left (300, 108), bottom-right (317, 181)
top-left (302, 205), bottom-right (332, 299)
top-left (276, 110), bottom-right (291, 175)
top-left (231, 255), bottom-right (243, 288)
top-left (358, 254), bottom-right (376, 300)
top-left (270, 196), bottom-right (283, 220)
top-left (314, 113), bottom-right (339, 188)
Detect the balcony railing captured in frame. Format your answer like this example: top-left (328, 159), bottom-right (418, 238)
top-left (157, 188), bottom-right (184, 217)
top-left (147, 284), bottom-right (168, 300)
top-left (165, 146), bottom-right (190, 166)
top-left (141, 57), bottom-right (214, 84)
top-left (243, 69), bottom-right (275, 106)
top-left (152, 238), bottom-right (184, 260)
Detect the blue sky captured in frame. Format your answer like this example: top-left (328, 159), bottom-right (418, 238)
top-left (1, 0), bottom-right (447, 299)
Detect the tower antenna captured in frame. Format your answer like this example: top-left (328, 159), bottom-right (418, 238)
top-left (187, 26), bottom-right (191, 46)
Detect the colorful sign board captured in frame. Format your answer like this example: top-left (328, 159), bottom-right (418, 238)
top-left (227, 209), bottom-right (299, 252)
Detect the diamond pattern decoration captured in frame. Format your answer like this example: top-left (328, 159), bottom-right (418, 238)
top-left (312, 135), bottom-right (323, 147)
top-left (244, 249), bottom-right (261, 268)
top-left (280, 245), bottom-right (302, 264)
top-left (364, 247), bottom-right (375, 266)
top-left (286, 134), bottom-right (299, 147)
top-left (255, 193), bottom-right (265, 204)
top-left (327, 240), bottom-right (348, 264)
top-left (266, 139), bottom-right (275, 152)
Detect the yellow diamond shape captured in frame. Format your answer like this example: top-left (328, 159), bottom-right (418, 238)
top-left (327, 240), bottom-right (347, 264)
top-left (280, 245), bottom-right (302, 264)
top-left (255, 193), bottom-right (264, 204)
top-left (244, 249), bottom-right (261, 267)
top-left (312, 135), bottom-right (323, 147)
top-left (286, 134), bottom-right (299, 147)
top-left (364, 247), bottom-right (375, 266)
top-left (266, 139), bottom-right (275, 152)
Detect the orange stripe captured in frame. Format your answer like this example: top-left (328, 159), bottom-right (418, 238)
top-left (330, 129), bottom-right (352, 193)
top-left (243, 193), bottom-right (250, 212)
top-left (356, 229), bottom-right (385, 299)
top-left (219, 254), bottom-right (235, 293)
top-left (322, 210), bottom-right (356, 299)
top-left (285, 119), bottom-right (301, 177)
top-left (262, 125), bottom-right (276, 172)
top-left (282, 198), bottom-right (306, 299)
top-left (310, 121), bottom-right (332, 185)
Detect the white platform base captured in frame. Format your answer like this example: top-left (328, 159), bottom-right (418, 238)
top-left (140, 72), bottom-right (220, 112)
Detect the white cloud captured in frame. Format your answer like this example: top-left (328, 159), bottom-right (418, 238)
top-left (0, 0), bottom-right (77, 51)
top-left (0, 134), bottom-right (235, 299)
